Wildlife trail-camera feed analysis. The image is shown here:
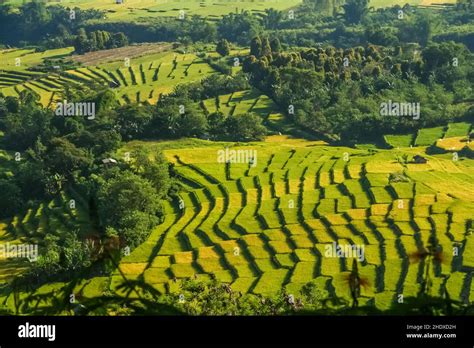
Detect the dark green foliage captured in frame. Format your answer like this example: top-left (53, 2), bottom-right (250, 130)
top-left (342, 0), bottom-right (369, 24)
top-left (396, 13), bottom-right (435, 47)
top-left (74, 29), bottom-right (128, 54)
top-left (0, 179), bottom-right (23, 218)
top-left (43, 137), bottom-right (92, 178)
top-left (262, 9), bottom-right (284, 30)
top-left (250, 36), bottom-right (263, 58)
top-left (113, 104), bottom-right (153, 140)
top-left (270, 37), bottom-right (282, 53)
top-left (207, 111), bottom-right (226, 139)
top-left (97, 171), bottom-right (162, 248)
top-left (2, 92), bottom-right (53, 150)
top-left (25, 231), bottom-right (95, 283)
top-left (217, 11), bottom-right (262, 44)
top-left (224, 112), bottom-right (267, 141)
top-left (131, 146), bottom-right (172, 197)
top-left (241, 36), bottom-right (473, 142)
top-left (0, 2), bottom-right (103, 47)
top-left (261, 37), bottom-right (272, 57)
top-left (151, 98), bottom-right (208, 138)
top-left (216, 39), bottom-right (231, 56)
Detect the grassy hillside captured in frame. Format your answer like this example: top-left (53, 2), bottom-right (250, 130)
top-left (4, 0), bottom-right (458, 18)
top-left (0, 0), bottom-right (473, 323)
top-left (0, 46), bottom-right (219, 105)
top-left (385, 123), bottom-right (472, 151)
top-left (2, 130), bottom-right (473, 312)
top-left (4, 0), bottom-right (303, 21)
top-left (106, 135), bottom-right (474, 308)
top-left (0, 47), bottom-right (75, 72)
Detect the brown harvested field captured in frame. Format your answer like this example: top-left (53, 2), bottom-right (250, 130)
top-left (69, 43), bottom-right (174, 65)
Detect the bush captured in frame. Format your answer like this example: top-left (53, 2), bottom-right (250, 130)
top-left (97, 171), bottom-right (163, 248)
top-left (0, 179), bottom-right (23, 218)
top-left (224, 113), bottom-right (267, 141)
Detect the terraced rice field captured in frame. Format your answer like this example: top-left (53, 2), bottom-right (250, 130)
top-left (111, 136), bottom-right (474, 308)
top-left (200, 89), bottom-right (316, 138)
top-left (4, 0), bottom-right (303, 21)
top-left (384, 134), bottom-right (415, 148)
top-left (2, 135), bottom-right (473, 311)
top-left (415, 126), bottom-right (446, 146)
top-left (0, 48), bottom-right (74, 106)
top-left (0, 187), bottom-right (90, 282)
top-left (385, 123), bottom-right (472, 149)
top-left (0, 47), bottom-right (75, 71)
top-left (0, 47), bottom-right (218, 106)
top-left (202, 89), bottom-right (277, 117)
top-left (0, 185), bottom-right (95, 311)
top-left (97, 50), bottom-right (217, 104)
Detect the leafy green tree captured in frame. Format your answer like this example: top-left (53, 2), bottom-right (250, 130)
top-left (131, 146), bottom-right (172, 197)
top-left (43, 137), bottom-right (92, 179)
top-left (62, 232), bottom-right (93, 271)
top-left (216, 39), bottom-right (231, 56)
top-left (117, 210), bottom-right (159, 249)
top-left (114, 104), bottom-right (152, 140)
top-left (14, 159), bottom-right (47, 200)
top-left (342, 0), bottom-right (369, 24)
top-left (217, 11), bottom-right (262, 44)
top-left (263, 9), bottom-right (283, 30)
top-left (366, 26), bottom-right (399, 46)
top-left (270, 37), bottom-right (282, 53)
top-left (261, 37), bottom-right (272, 57)
top-left (207, 111), bottom-right (227, 139)
top-left (179, 106), bottom-right (208, 137)
top-left (200, 73), bottom-right (249, 99)
top-left (421, 42), bottom-right (468, 88)
top-left (152, 99), bottom-right (207, 138)
top-left (97, 171), bottom-right (162, 247)
top-left (187, 16), bottom-right (217, 42)
top-left (90, 31), bottom-right (98, 51)
top-left (18, 89), bottom-right (40, 107)
top-left (224, 113), bottom-right (267, 141)
top-left (273, 67), bottom-right (329, 109)
top-left (397, 13), bottom-right (438, 47)
top-left (112, 32), bottom-right (128, 48)
top-left (372, 65), bottom-right (382, 77)
top-left (19, 1), bottom-right (52, 40)
top-left (0, 96), bottom-right (19, 115)
top-left (151, 101), bottom-right (182, 138)
top-left (65, 129), bottom-right (121, 158)
top-left (250, 36), bottom-right (263, 58)
top-left (28, 235), bottom-right (62, 280)
top-left (3, 104), bottom-right (53, 150)
top-left (98, 171), bottom-right (162, 224)
top-left (0, 179), bottom-right (23, 218)
top-left (74, 28), bottom-right (90, 54)
top-left (242, 55), bottom-right (258, 73)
